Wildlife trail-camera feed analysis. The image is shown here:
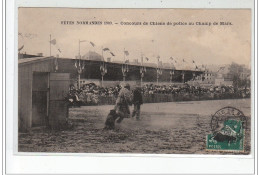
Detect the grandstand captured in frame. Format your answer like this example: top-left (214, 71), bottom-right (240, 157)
top-left (55, 58), bottom-right (203, 87)
top-left (47, 51), bottom-right (202, 87)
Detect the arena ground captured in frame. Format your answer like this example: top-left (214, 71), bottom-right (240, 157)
top-left (19, 99), bottom-right (251, 154)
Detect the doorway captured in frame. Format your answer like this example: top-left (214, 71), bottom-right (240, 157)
top-left (32, 72), bottom-right (49, 127)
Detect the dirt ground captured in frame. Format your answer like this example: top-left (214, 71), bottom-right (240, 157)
top-left (19, 99), bottom-right (251, 154)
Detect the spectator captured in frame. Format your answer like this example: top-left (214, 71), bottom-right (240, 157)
top-left (66, 82), bottom-right (250, 106)
top-left (132, 84), bottom-right (143, 120)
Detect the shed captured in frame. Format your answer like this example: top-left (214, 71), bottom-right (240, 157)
top-left (18, 57), bottom-right (71, 131)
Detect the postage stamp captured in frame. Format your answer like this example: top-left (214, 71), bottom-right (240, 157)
top-left (206, 106), bottom-right (247, 152)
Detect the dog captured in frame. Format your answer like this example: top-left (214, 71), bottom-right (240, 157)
top-left (104, 109), bottom-right (119, 130)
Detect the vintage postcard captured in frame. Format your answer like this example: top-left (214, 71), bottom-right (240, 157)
top-left (18, 8), bottom-right (251, 155)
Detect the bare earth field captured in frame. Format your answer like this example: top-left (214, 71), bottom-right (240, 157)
top-left (19, 99), bottom-right (251, 154)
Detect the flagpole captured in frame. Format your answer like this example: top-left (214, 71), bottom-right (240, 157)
top-left (78, 39), bottom-right (81, 89)
top-left (122, 48), bottom-right (127, 82)
top-left (157, 56), bottom-right (159, 68)
top-left (140, 52), bottom-right (145, 87)
top-left (102, 46), bottom-right (104, 64)
top-left (100, 46), bottom-right (107, 87)
top-left (50, 34), bottom-right (51, 56)
top-left (124, 48), bottom-right (125, 63)
top-left (141, 52), bottom-right (143, 66)
top-left (141, 52), bottom-right (142, 86)
top-left (78, 39), bottom-right (80, 58)
top-left (102, 46), bottom-right (104, 87)
top-left (123, 48), bottom-right (125, 82)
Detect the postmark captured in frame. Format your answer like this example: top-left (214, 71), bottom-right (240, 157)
top-left (206, 106), bottom-right (247, 152)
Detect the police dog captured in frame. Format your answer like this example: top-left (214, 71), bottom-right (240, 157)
top-left (104, 109), bottom-right (119, 130)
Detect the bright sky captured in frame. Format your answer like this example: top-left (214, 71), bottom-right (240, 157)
top-left (18, 8), bottom-right (251, 69)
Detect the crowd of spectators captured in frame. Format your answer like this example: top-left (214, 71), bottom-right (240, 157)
top-left (66, 83), bottom-right (250, 106)
top-left (67, 83), bottom-right (121, 106)
top-left (141, 84), bottom-right (250, 96)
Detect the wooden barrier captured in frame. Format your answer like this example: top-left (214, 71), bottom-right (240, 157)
top-left (76, 92), bottom-right (250, 106)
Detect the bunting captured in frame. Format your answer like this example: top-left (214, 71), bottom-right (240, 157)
top-left (82, 61), bottom-right (86, 70)
top-left (54, 57), bottom-right (58, 71)
top-left (74, 60), bottom-right (77, 68)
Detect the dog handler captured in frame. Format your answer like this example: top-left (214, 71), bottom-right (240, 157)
top-left (132, 84), bottom-right (143, 120)
top-left (114, 83), bottom-right (132, 123)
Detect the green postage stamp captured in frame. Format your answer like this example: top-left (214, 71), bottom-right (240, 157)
top-left (206, 106), bottom-right (247, 152)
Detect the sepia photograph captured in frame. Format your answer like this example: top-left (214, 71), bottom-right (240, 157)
top-left (18, 8), bottom-right (251, 154)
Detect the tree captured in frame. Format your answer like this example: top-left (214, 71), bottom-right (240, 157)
top-left (227, 62), bottom-right (249, 88)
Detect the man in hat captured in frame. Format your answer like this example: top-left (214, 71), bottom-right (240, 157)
top-left (132, 82), bottom-right (143, 120)
top-left (114, 83), bottom-right (132, 123)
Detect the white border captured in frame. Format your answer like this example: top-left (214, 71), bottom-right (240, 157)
top-left (5, 0), bottom-right (256, 174)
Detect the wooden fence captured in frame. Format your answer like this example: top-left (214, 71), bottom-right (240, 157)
top-left (77, 92), bottom-right (250, 106)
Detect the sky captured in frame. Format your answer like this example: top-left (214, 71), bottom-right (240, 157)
top-left (18, 8), bottom-right (251, 69)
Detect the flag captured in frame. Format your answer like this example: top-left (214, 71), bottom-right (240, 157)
top-left (79, 40), bottom-right (87, 43)
top-left (124, 50), bottom-right (129, 56)
top-left (145, 57), bottom-right (149, 61)
top-left (50, 39), bottom-right (56, 45)
top-left (18, 45), bottom-right (24, 51)
top-left (90, 41), bottom-right (95, 47)
top-left (110, 52), bottom-right (115, 56)
top-left (58, 48), bottom-right (61, 53)
top-left (169, 57), bottom-right (173, 60)
top-left (103, 48), bottom-right (110, 51)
